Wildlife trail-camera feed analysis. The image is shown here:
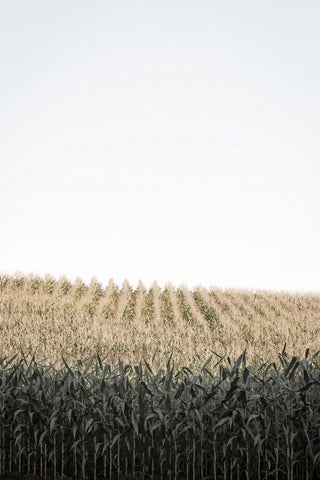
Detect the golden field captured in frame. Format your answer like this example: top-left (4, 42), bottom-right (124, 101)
top-left (0, 273), bottom-right (319, 369)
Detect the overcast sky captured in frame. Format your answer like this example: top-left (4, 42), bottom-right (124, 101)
top-left (1, 1), bottom-right (319, 292)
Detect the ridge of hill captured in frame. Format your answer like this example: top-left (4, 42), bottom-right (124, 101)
top-left (0, 273), bottom-right (319, 368)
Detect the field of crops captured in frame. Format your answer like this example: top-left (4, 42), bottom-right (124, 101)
top-left (1, 350), bottom-right (320, 480)
top-left (0, 274), bottom-right (319, 369)
top-left (0, 273), bottom-right (320, 479)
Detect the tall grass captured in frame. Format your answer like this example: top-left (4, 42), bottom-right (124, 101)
top-left (1, 349), bottom-right (320, 479)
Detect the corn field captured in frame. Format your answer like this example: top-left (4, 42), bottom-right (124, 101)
top-left (0, 274), bottom-right (319, 369)
top-left (1, 349), bottom-right (320, 479)
top-left (0, 274), bottom-right (320, 479)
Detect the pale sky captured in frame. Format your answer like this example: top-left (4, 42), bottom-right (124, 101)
top-left (1, 1), bottom-right (319, 292)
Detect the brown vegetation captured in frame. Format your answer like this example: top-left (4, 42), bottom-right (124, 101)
top-left (0, 273), bottom-right (319, 369)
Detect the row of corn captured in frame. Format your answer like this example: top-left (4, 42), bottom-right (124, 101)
top-left (1, 349), bottom-right (320, 480)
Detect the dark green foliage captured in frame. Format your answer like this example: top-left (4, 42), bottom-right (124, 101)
top-left (1, 351), bottom-right (320, 479)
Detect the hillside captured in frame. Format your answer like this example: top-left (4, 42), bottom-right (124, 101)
top-left (0, 273), bottom-right (319, 369)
